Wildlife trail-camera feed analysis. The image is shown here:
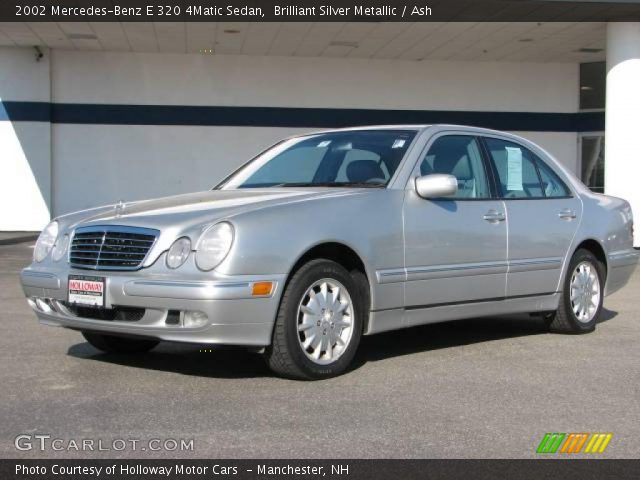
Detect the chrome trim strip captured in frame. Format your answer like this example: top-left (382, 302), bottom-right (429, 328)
top-left (408, 261), bottom-right (509, 275)
top-left (509, 257), bottom-right (562, 265)
top-left (131, 280), bottom-right (250, 288)
top-left (22, 271), bottom-right (57, 278)
top-left (74, 225), bottom-right (159, 235)
top-left (377, 257), bottom-right (564, 283)
top-left (123, 279), bottom-right (275, 300)
top-left (376, 268), bottom-right (406, 284)
top-left (508, 257), bottom-right (562, 273)
top-left (608, 249), bottom-right (639, 258)
top-left (21, 270), bottom-right (60, 289)
top-left (406, 261), bottom-right (508, 282)
top-left (608, 249), bottom-right (640, 267)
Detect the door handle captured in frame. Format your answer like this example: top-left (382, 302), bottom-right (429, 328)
top-left (483, 210), bottom-right (505, 223)
top-left (558, 208), bottom-right (577, 220)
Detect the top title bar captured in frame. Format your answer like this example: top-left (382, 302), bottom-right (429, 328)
top-left (3, 0), bottom-right (640, 22)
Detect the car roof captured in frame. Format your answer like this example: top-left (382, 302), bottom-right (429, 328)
top-left (294, 124), bottom-right (518, 137)
top-left (298, 125), bottom-right (429, 136)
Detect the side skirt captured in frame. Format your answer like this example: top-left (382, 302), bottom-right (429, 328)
top-left (365, 293), bottom-right (561, 335)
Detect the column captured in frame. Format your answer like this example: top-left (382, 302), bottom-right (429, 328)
top-left (605, 22), bottom-right (640, 246)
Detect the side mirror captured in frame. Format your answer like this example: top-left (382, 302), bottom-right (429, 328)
top-left (415, 174), bottom-right (458, 199)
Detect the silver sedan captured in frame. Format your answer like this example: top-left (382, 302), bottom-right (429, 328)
top-left (21, 125), bottom-right (639, 379)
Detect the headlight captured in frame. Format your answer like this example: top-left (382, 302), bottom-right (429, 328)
top-left (195, 222), bottom-right (234, 271)
top-left (34, 221), bottom-right (59, 262)
top-left (166, 237), bottom-right (191, 269)
top-left (51, 233), bottom-right (70, 262)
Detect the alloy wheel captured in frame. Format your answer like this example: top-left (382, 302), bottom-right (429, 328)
top-left (296, 278), bottom-right (354, 365)
top-left (569, 261), bottom-right (601, 323)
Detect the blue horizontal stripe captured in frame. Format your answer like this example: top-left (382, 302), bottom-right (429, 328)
top-left (0, 101), bottom-right (51, 122)
top-left (0, 101), bottom-right (603, 132)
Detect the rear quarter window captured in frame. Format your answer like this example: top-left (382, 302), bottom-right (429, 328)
top-left (536, 159), bottom-right (571, 197)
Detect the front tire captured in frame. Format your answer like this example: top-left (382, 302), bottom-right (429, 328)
top-left (547, 248), bottom-right (605, 333)
top-left (82, 332), bottom-right (159, 353)
top-left (264, 259), bottom-right (364, 380)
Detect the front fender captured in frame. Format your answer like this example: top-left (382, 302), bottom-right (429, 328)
top-left (217, 190), bottom-right (406, 311)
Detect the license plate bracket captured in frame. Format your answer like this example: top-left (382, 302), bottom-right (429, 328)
top-left (68, 275), bottom-right (106, 308)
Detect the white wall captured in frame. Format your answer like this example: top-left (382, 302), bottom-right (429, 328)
top-left (52, 125), bottom-right (306, 214)
top-left (49, 50), bottom-right (579, 216)
top-left (53, 51), bottom-right (578, 111)
top-left (51, 126), bottom-right (578, 215)
top-left (0, 48), bottom-right (580, 223)
top-left (606, 22), bottom-right (640, 246)
top-left (515, 131), bottom-right (578, 173)
top-left (0, 47), bottom-right (51, 230)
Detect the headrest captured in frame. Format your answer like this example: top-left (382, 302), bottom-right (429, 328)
top-left (431, 141), bottom-right (471, 179)
top-left (346, 160), bottom-right (385, 183)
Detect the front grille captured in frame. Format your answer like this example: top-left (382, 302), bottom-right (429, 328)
top-left (60, 302), bottom-right (145, 322)
top-left (69, 225), bottom-right (159, 271)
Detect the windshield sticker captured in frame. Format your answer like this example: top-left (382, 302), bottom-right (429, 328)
top-left (506, 146), bottom-right (523, 191)
top-left (335, 142), bottom-right (352, 150)
top-left (317, 140), bottom-right (331, 148)
top-left (392, 139), bottom-right (406, 149)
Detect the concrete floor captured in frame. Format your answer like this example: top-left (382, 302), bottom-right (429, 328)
top-left (1, 241), bottom-right (638, 459)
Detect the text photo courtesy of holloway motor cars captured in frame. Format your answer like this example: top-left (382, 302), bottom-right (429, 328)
top-left (1, 1), bottom-right (640, 479)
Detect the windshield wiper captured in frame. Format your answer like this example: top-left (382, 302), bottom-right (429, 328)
top-left (270, 182), bottom-right (385, 188)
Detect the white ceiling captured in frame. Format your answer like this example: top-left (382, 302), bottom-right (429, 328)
top-left (0, 22), bottom-right (606, 63)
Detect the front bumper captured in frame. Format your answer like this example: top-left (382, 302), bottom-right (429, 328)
top-left (21, 267), bottom-right (286, 346)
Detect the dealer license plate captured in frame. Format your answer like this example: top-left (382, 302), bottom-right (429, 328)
top-left (68, 275), bottom-right (106, 307)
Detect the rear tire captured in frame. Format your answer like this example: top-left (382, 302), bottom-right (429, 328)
top-left (264, 259), bottom-right (365, 380)
top-left (82, 332), bottom-right (159, 353)
top-left (547, 248), bottom-right (605, 334)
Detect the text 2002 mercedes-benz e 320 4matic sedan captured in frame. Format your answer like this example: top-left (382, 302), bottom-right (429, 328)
top-left (21, 125), bottom-right (638, 379)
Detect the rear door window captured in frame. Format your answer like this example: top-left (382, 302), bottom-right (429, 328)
top-left (484, 138), bottom-right (544, 198)
top-left (537, 159), bottom-right (571, 197)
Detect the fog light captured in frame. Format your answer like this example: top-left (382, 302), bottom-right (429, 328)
top-left (35, 298), bottom-right (52, 313)
top-left (183, 310), bottom-right (208, 328)
top-left (165, 310), bottom-right (181, 325)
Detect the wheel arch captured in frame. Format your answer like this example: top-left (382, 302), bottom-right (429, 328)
top-left (278, 242), bottom-right (372, 333)
top-left (556, 237), bottom-right (608, 295)
top-left (574, 238), bottom-right (608, 277)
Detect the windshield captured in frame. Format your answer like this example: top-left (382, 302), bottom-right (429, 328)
top-left (218, 130), bottom-right (417, 189)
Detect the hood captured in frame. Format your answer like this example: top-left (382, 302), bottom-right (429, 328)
top-left (68, 189), bottom-right (324, 229)
top-left (57, 188), bottom-right (367, 265)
